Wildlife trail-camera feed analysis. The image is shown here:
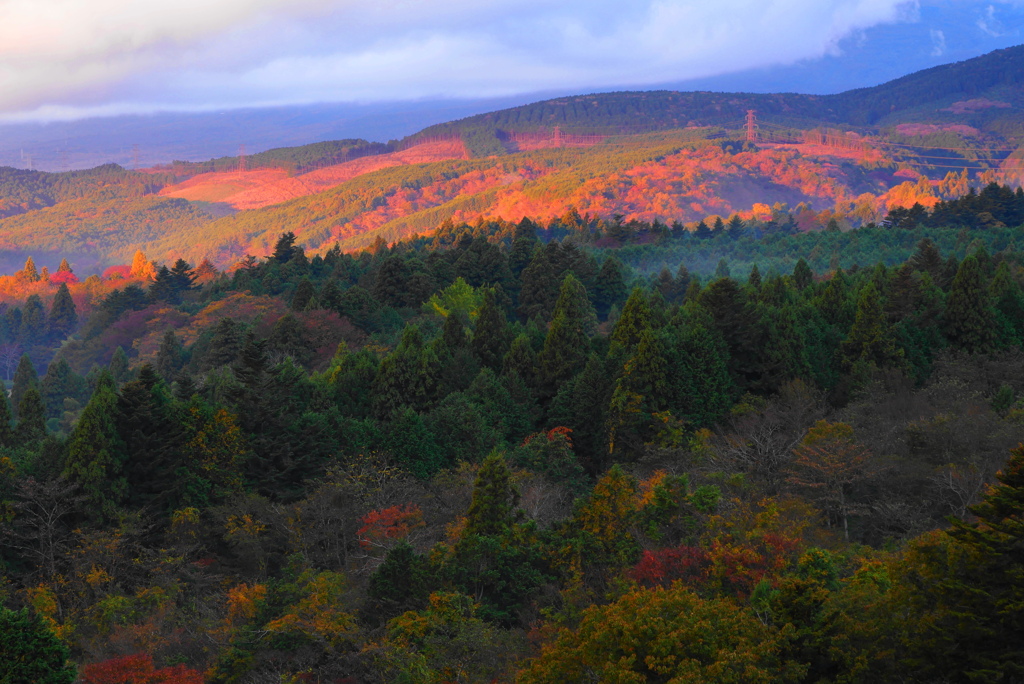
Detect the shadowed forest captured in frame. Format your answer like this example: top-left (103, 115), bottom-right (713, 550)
top-left (1, 182), bottom-right (1024, 683)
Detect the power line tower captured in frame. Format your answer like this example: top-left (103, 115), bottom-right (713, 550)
top-left (745, 110), bottom-right (758, 143)
top-left (238, 144), bottom-right (247, 172)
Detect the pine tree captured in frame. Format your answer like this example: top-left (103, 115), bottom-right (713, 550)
top-left (272, 231), bottom-right (299, 264)
top-left (715, 259), bottom-right (731, 279)
top-left (40, 358), bottom-right (86, 420)
top-left (57, 258), bottom-right (72, 273)
top-left (16, 387), bottom-right (47, 444)
top-left (610, 287), bottom-right (652, 351)
top-left (109, 346), bottom-right (131, 385)
top-left (117, 365), bottom-right (181, 510)
top-left (47, 283), bottom-right (77, 339)
top-left (155, 330), bottom-right (185, 382)
top-left (841, 282), bottom-right (905, 371)
top-left (464, 451), bottom-right (519, 537)
top-left (944, 255), bottom-right (997, 353)
top-left (291, 278), bottom-right (316, 311)
top-left (517, 246), bottom-right (560, 322)
top-left (749, 264), bottom-right (762, 290)
top-left (793, 258), bottom-right (814, 290)
top-left (502, 334), bottom-right (538, 388)
top-left (509, 219), bottom-right (539, 277)
top-left (472, 288), bottom-right (510, 371)
top-left (64, 375), bottom-right (126, 521)
top-left (372, 256), bottom-right (411, 308)
top-left (18, 256), bottom-right (40, 282)
top-left (11, 354), bottom-right (38, 420)
top-left (21, 295), bottom-right (46, 343)
top-left (594, 257), bottom-right (627, 318)
top-left (0, 382), bottom-right (14, 448)
top-left (0, 607), bottom-right (76, 684)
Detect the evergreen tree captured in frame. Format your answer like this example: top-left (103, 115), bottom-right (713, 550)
top-left (372, 326), bottom-right (436, 419)
top-left (291, 277), bottom-right (316, 311)
top-left (64, 375), bottom-right (126, 521)
top-left (47, 283), bottom-right (77, 339)
top-left (57, 258), bottom-right (72, 273)
top-left (367, 541), bottom-right (435, 620)
top-left (464, 451), bottom-right (519, 538)
top-left (0, 381), bottom-right (14, 448)
top-left (372, 256), bottom-right (411, 308)
top-left (594, 257), bottom-right (628, 318)
top-left (502, 334), bottom-right (538, 388)
top-left (19, 256), bottom-right (40, 282)
top-left (155, 330), bottom-right (185, 382)
top-left (117, 365), bottom-right (181, 510)
top-left (40, 358), bottom-right (86, 420)
top-left (16, 387), bottom-right (47, 445)
top-left (610, 287), bottom-right (652, 351)
top-left (517, 246), bottom-right (561, 322)
top-left (0, 607), bottom-right (75, 684)
top-left (472, 288), bottom-right (510, 371)
top-left (272, 231), bottom-right (300, 264)
top-left (668, 310), bottom-right (734, 428)
top-left (944, 255), bottom-right (997, 353)
top-left (508, 218), bottom-right (540, 277)
top-left (318, 278), bottom-right (344, 312)
top-left (715, 259), bottom-right (731, 279)
top-left (21, 295), bottom-right (46, 343)
top-left (11, 353), bottom-right (38, 419)
top-left (749, 264), bottom-right (762, 290)
top-left (793, 258), bottom-right (814, 290)
top-left (109, 346), bottom-right (131, 385)
top-left (840, 282), bottom-right (905, 372)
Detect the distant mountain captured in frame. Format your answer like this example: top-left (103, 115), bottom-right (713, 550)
top-left (3, 45), bottom-right (1024, 274)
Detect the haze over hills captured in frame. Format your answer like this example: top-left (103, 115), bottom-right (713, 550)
top-left (4, 45), bottom-right (1024, 274)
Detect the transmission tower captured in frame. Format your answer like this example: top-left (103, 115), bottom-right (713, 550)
top-left (745, 110), bottom-right (758, 143)
top-left (238, 144), bottom-right (247, 172)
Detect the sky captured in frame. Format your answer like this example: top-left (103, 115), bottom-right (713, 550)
top-left (1, 0), bottom-right (1023, 123)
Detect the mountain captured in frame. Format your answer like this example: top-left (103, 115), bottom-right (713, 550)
top-left (3, 45), bottom-right (1024, 273)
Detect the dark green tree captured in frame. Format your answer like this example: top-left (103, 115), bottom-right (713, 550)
top-left (472, 288), bottom-right (510, 371)
top-left (47, 283), bottom-right (77, 339)
top-left (109, 346), bottom-right (131, 385)
top-left (594, 257), bottom-right (628, 319)
top-left (841, 282), bottom-right (905, 372)
top-left (291, 277), bottom-right (316, 311)
top-left (793, 258), bottom-right (814, 290)
top-left (944, 255), bottom-right (997, 353)
top-left (155, 330), bottom-right (185, 382)
top-left (63, 374), bottom-right (126, 521)
top-left (11, 353), bottom-right (39, 420)
top-left (15, 387), bottom-right (46, 445)
top-left (21, 294), bottom-right (46, 343)
top-left (610, 287), bottom-right (652, 352)
top-left (40, 358), bottom-right (86, 420)
top-left (0, 607), bottom-right (75, 684)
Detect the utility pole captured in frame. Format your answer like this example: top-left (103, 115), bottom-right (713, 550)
top-left (746, 110), bottom-right (758, 143)
top-left (238, 144), bottom-right (247, 172)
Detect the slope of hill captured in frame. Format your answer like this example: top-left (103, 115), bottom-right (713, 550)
top-left (3, 46), bottom-right (1024, 271)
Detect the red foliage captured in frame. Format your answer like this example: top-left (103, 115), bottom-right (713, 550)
top-left (357, 503), bottom-right (424, 549)
top-left (629, 546), bottom-right (710, 588)
top-left (102, 265), bottom-right (132, 280)
top-left (81, 654), bottom-right (203, 684)
top-left (48, 270), bottom-right (80, 285)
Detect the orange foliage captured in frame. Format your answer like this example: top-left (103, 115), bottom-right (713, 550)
top-left (358, 503), bottom-right (425, 549)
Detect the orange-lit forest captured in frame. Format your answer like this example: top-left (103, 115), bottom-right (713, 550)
top-left (3, 179), bottom-right (1024, 682)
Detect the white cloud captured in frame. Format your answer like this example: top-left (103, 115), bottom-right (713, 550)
top-left (0, 0), bottom-right (920, 117)
top-left (930, 28), bottom-right (947, 55)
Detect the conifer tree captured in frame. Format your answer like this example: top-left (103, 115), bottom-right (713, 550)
top-left (118, 364), bottom-right (181, 510)
top-left (715, 259), bottom-right (731, 279)
top-left (291, 278), bottom-right (316, 311)
top-left (129, 250), bottom-right (157, 279)
top-left (108, 346), bottom-right (131, 385)
top-left (16, 387), bottom-right (47, 444)
top-left (11, 353), bottom-right (38, 420)
top-left (471, 288), bottom-right (510, 371)
top-left (47, 283), bottom-right (77, 339)
top-left (793, 258), bottom-right (813, 290)
top-left (40, 358), bottom-right (86, 420)
top-left (594, 257), bottom-right (627, 318)
top-left (64, 375), bottom-right (126, 520)
top-left (944, 255), bottom-right (997, 353)
top-left (57, 258), bottom-right (72, 273)
top-left (464, 451), bottom-right (519, 538)
top-left (18, 256), bottom-right (39, 282)
top-left (508, 218), bottom-right (539, 277)
top-left (517, 246), bottom-right (560, 322)
top-left (841, 282), bottom-right (905, 371)
top-left (155, 330), bottom-right (185, 382)
top-left (611, 287), bottom-right (652, 351)
top-left (0, 607), bottom-right (76, 684)
top-left (0, 381), bottom-right (14, 448)
top-left (502, 333), bottom-right (538, 388)
top-left (21, 295), bottom-right (46, 343)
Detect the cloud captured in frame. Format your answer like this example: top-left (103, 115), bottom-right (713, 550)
top-left (0, 0), bottom-right (920, 118)
top-left (930, 28), bottom-right (947, 55)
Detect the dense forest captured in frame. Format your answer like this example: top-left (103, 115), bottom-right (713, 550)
top-left (2, 184), bottom-right (1024, 683)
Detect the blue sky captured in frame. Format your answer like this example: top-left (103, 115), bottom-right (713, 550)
top-left (0, 0), bottom-right (1022, 122)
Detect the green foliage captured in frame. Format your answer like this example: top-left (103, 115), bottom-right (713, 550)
top-left (0, 607), bottom-right (76, 684)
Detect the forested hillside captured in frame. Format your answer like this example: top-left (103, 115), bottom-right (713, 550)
top-left (1, 182), bottom-right (1024, 681)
